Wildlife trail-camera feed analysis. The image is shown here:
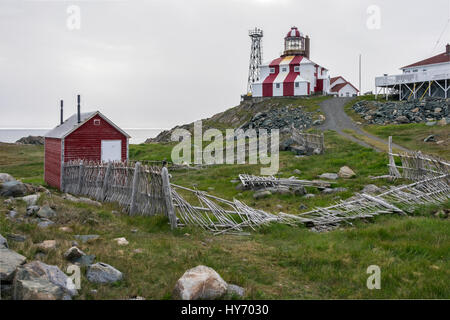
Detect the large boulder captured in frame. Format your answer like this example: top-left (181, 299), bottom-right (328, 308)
top-left (63, 246), bottom-right (86, 262)
top-left (173, 265), bottom-right (228, 300)
top-left (0, 173), bottom-right (15, 183)
top-left (0, 234), bottom-right (8, 248)
top-left (0, 248), bottom-right (27, 281)
top-left (13, 261), bottom-right (77, 299)
top-left (86, 262), bottom-right (123, 284)
top-left (0, 181), bottom-right (27, 197)
top-left (338, 166), bottom-right (356, 178)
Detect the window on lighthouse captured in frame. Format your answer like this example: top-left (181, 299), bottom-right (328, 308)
top-left (294, 66), bottom-right (300, 72)
top-left (270, 67), bottom-right (275, 74)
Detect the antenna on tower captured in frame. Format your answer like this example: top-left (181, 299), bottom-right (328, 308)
top-left (247, 27), bottom-right (263, 95)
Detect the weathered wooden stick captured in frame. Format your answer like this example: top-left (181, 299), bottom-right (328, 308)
top-left (162, 166), bottom-right (177, 229)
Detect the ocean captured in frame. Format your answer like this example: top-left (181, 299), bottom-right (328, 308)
top-left (0, 128), bottom-right (164, 145)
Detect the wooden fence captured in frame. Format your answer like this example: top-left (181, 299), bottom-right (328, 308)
top-left (291, 128), bottom-right (325, 154)
top-left (388, 136), bottom-right (450, 181)
top-left (61, 160), bottom-right (177, 228)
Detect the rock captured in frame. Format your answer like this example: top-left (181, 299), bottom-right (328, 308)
top-left (37, 220), bottom-right (55, 228)
top-left (20, 194), bottom-right (39, 206)
top-left (26, 205), bottom-right (40, 216)
top-left (0, 173), bottom-right (15, 183)
top-left (0, 181), bottom-right (27, 197)
top-left (36, 240), bottom-right (57, 252)
top-left (362, 184), bottom-right (381, 194)
top-left (293, 169), bottom-right (301, 175)
top-left (304, 193), bottom-right (315, 198)
top-left (437, 118), bottom-right (448, 126)
top-left (338, 166), bottom-right (356, 178)
top-left (133, 248), bottom-right (143, 254)
top-left (292, 186), bottom-right (307, 196)
top-left (426, 121), bottom-right (436, 126)
top-left (235, 183), bottom-right (248, 191)
top-left (436, 140), bottom-right (445, 145)
top-left (0, 234), bottom-right (8, 248)
top-left (322, 188), bottom-right (348, 194)
top-left (78, 197), bottom-right (102, 207)
top-left (0, 248), bottom-right (27, 281)
top-left (114, 237), bottom-right (129, 246)
top-left (13, 261), bottom-right (77, 300)
top-left (74, 234), bottom-right (100, 243)
top-left (253, 190), bottom-right (272, 199)
top-left (7, 234), bottom-right (27, 242)
top-left (434, 107), bottom-right (442, 113)
top-left (395, 116), bottom-right (410, 124)
top-left (173, 265), bottom-right (228, 300)
top-left (319, 173), bottom-right (339, 180)
top-left (1, 283), bottom-right (13, 299)
top-left (424, 135), bottom-right (436, 142)
top-left (13, 277), bottom-right (67, 300)
top-left (299, 204), bottom-right (308, 210)
top-left (63, 246), bottom-right (86, 262)
top-left (36, 206), bottom-right (56, 219)
top-left (73, 255), bottom-right (96, 267)
top-left (59, 226), bottom-right (72, 233)
top-left (276, 204), bottom-right (283, 209)
top-left (131, 229), bottom-right (138, 233)
top-left (7, 210), bottom-right (18, 219)
top-left (86, 262), bottom-right (123, 284)
top-left (226, 284), bottom-right (245, 298)
top-left (411, 107), bottom-right (419, 113)
top-left (15, 136), bottom-right (44, 145)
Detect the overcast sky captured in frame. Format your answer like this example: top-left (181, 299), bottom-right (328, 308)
top-left (0, 0), bottom-right (449, 129)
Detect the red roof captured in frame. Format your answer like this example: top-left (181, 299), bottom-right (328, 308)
top-left (286, 26), bottom-right (301, 38)
top-left (401, 50), bottom-right (450, 69)
top-left (330, 81), bottom-right (359, 93)
top-left (330, 76), bottom-right (345, 85)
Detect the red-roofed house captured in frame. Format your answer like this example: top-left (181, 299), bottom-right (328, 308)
top-left (375, 44), bottom-right (450, 100)
top-left (329, 76), bottom-right (359, 97)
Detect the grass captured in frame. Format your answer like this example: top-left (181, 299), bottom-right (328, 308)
top-left (0, 131), bottom-right (449, 299)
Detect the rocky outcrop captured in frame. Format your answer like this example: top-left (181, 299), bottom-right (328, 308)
top-left (0, 248), bottom-right (27, 281)
top-left (15, 136), bottom-right (44, 145)
top-left (352, 98), bottom-right (449, 125)
top-left (173, 265), bottom-right (228, 300)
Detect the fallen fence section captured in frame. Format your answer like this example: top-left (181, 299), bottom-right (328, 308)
top-left (388, 136), bottom-right (450, 181)
top-left (61, 160), bottom-right (177, 228)
top-left (238, 174), bottom-right (333, 189)
top-left (291, 127), bottom-right (325, 154)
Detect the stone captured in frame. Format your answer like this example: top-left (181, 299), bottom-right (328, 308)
top-left (434, 107), bottom-right (442, 113)
top-left (437, 118), bottom-right (448, 126)
top-left (235, 183), bottom-right (248, 191)
top-left (426, 121), bottom-right (436, 126)
top-left (63, 246), bottom-right (86, 262)
top-left (299, 204), bottom-right (308, 210)
top-left (114, 237), bottom-right (129, 246)
top-left (319, 173), bottom-right (339, 180)
top-left (338, 166), bottom-right (356, 178)
top-left (78, 197), bottom-right (102, 207)
top-left (86, 262), bottom-right (123, 284)
top-left (276, 204), bottom-right (283, 209)
top-left (0, 248), bottom-right (27, 281)
top-left (8, 210), bottom-right (18, 219)
top-left (0, 173), bottom-right (15, 183)
top-left (74, 234), bottom-right (100, 243)
top-left (15, 136), bottom-right (44, 145)
top-left (7, 234), bottom-right (27, 242)
top-left (322, 187), bottom-right (348, 194)
top-left (292, 186), bottom-right (307, 196)
top-left (26, 205), bottom-right (40, 216)
top-left (293, 169), bottom-right (301, 175)
top-left (13, 261), bottom-right (77, 299)
top-left (411, 107), bottom-right (419, 113)
top-left (253, 190), bottom-right (272, 199)
top-left (20, 194), bottom-right (39, 207)
top-left (37, 206), bottom-right (56, 219)
top-left (0, 234), bottom-right (8, 248)
top-left (362, 184), bottom-right (381, 195)
top-left (395, 116), bottom-right (409, 124)
top-left (226, 284), bottom-right (245, 298)
top-left (13, 277), bottom-right (67, 300)
top-left (131, 229), bottom-right (138, 233)
top-left (173, 265), bottom-right (228, 300)
top-left (0, 181), bottom-right (27, 197)
top-left (73, 255), bottom-right (96, 267)
top-left (436, 140), bottom-right (445, 145)
top-left (133, 248), bottom-right (143, 254)
top-left (59, 226), bottom-right (72, 233)
top-left (424, 135), bottom-right (436, 142)
top-left (304, 193), bottom-right (315, 199)
top-left (37, 220), bottom-right (55, 228)
top-left (36, 240), bottom-right (57, 252)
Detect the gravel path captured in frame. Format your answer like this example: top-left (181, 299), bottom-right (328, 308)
top-left (317, 97), bottom-right (410, 153)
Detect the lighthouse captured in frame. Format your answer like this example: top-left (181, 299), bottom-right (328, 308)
top-left (252, 26), bottom-right (330, 97)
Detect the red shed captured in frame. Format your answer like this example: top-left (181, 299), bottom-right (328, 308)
top-left (44, 109), bottom-right (130, 189)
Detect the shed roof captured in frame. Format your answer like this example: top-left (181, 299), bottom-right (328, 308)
top-left (401, 50), bottom-right (450, 69)
top-left (44, 111), bottom-right (131, 139)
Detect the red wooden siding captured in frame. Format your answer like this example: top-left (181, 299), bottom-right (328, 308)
top-left (64, 114), bottom-right (127, 162)
top-left (44, 138), bottom-right (62, 189)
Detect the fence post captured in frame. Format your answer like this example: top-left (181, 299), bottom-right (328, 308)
top-left (161, 165), bottom-right (177, 229)
top-left (77, 160), bottom-right (84, 195)
top-left (388, 136), bottom-right (401, 178)
top-left (101, 162), bottom-right (113, 201)
top-left (129, 162), bottom-right (141, 215)
top-left (60, 162), bottom-right (65, 192)
top-left (320, 133), bottom-right (325, 154)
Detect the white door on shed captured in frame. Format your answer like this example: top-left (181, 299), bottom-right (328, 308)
top-left (101, 140), bottom-right (122, 162)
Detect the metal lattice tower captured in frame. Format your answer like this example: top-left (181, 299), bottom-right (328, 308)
top-left (247, 28), bottom-right (263, 95)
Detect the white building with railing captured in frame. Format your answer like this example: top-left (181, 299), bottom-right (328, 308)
top-left (375, 44), bottom-right (450, 100)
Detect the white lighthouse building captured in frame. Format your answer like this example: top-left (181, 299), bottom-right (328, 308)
top-left (252, 27), bottom-right (331, 97)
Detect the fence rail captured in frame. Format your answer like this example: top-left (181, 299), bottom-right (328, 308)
top-left (61, 160), bottom-right (177, 228)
